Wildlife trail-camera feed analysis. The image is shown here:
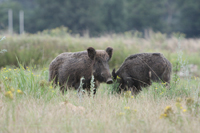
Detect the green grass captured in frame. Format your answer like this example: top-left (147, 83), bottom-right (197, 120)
top-left (1, 31), bottom-right (200, 132)
top-left (0, 64), bottom-right (200, 132)
top-left (1, 31), bottom-right (200, 75)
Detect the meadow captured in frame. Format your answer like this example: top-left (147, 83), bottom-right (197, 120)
top-left (0, 30), bottom-right (200, 132)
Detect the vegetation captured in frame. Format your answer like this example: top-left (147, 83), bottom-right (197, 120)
top-left (1, 29), bottom-right (200, 75)
top-left (1, 0), bottom-right (200, 37)
top-left (0, 36), bottom-right (7, 54)
top-left (0, 32), bottom-right (200, 132)
top-left (0, 62), bottom-right (200, 132)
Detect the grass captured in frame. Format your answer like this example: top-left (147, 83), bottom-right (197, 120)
top-left (0, 30), bottom-right (200, 132)
top-left (1, 30), bottom-right (200, 76)
top-left (0, 64), bottom-right (200, 132)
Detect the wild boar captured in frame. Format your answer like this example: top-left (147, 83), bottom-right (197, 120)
top-left (112, 53), bottom-right (172, 95)
top-left (49, 47), bottom-right (113, 94)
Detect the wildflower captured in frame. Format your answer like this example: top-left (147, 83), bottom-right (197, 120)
top-left (10, 87), bottom-right (15, 92)
top-left (133, 109), bottom-right (137, 112)
top-left (39, 80), bottom-right (49, 87)
top-left (124, 106), bottom-right (130, 110)
top-left (52, 90), bottom-right (55, 93)
top-left (9, 69), bottom-right (11, 71)
top-left (176, 102), bottom-right (182, 109)
top-left (182, 109), bottom-right (187, 112)
top-left (155, 87), bottom-right (158, 90)
top-left (117, 76), bottom-right (121, 79)
top-left (124, 91), bottom-right (132, 99)
top-left (118, 112), bottom-right (125, 116)
top-left (186, 98), bottom-right (194, 106)
top-left (162, 82), bottom-right (166, 85)
top-left (176, 97), bottom-right (182, 102)
top-left (131, 96), bottom-right (134, 98)
top-left (9, 93), bottom-right (13, 99)
top-left (6, 78), bottom-right (11, 82)
top-left (4, 67), bottom-right (6, 70)
top-left (17, 89), bottom-right (23, 94)
top-left (160, 113), bottom-right (167, 119)
top-left (163, 106), bottom-right (173, 116)
top-left (5, 91), bottom-right (12, 96)
top-left (49, 86), bottom-right (53, 89)
top-left (5, 91), bottom-right (13, 99)
top-left (5, 77), bottom-right (8, 79)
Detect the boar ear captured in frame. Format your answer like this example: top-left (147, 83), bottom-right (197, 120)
top-left (87, 47), bottom-right (96, 60)
top-left (112, 69), bottom-right (116, 80)
top-left (106, 47), bottom-right (113, 60)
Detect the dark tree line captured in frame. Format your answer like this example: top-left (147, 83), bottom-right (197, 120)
top-left (0, 0), bottom-right (200, 37)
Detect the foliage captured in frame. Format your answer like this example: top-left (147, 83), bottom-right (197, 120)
top-left (0, 32), bottom-right (200, 132)
top-left (178, 0), bottom-right (200, 37)
top-left (0, 64), bottom-right (200, 132)
top-left (0, 0), bottom-right (200, 37)
top-left (0, 0), bottom-right (22, 33)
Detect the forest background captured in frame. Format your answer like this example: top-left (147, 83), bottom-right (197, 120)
top-left (0, 0), bottom-right (200, 38)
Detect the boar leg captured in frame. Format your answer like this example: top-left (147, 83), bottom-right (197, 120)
top-left (130, 86), bottom-right (138, 95)
top-left (60, 83), bottom-right (68, 94)
top-left (130, 86), bottom-right (141, 95)
top-left (60, 86), bottom-right (64, 94)
top-left (126, 77), bottom-right (139, 95)
top-left (126, 77), bottom-right (134, 88)
top-left (131, 81), bottom-right (142, 95)
top-left (135, 83), bottom-right (142, 95)
top-left (119, 82), bottom-right (126, 93)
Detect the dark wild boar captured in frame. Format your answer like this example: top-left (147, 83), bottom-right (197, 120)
top-left (49, 47), bottom-right (113, 94)
top-left (112, 53), bottom-right (172, 95)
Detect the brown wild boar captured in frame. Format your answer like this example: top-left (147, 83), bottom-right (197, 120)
top-left (112, 53), bottom-right (172, 95)
top-left (49, 47), bottom-right (113, 94)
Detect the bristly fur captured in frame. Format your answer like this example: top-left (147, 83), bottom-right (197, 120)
top-left (112, 53), bottom-right (172, 94)
top-left (49, 47), bottom-right (113, 95)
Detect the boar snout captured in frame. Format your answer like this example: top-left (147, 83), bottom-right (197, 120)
top-left (101, 72), bottom-right (113, 84)
top-left (106, 78), bottom-right (113, 84)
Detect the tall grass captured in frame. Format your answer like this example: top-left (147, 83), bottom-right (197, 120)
top-left (1, 30), bottom-right (200, 75)
top-left (0, 30), bottom-right (200, 132)
top-left (0, 64), bottom-right (200, 132)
